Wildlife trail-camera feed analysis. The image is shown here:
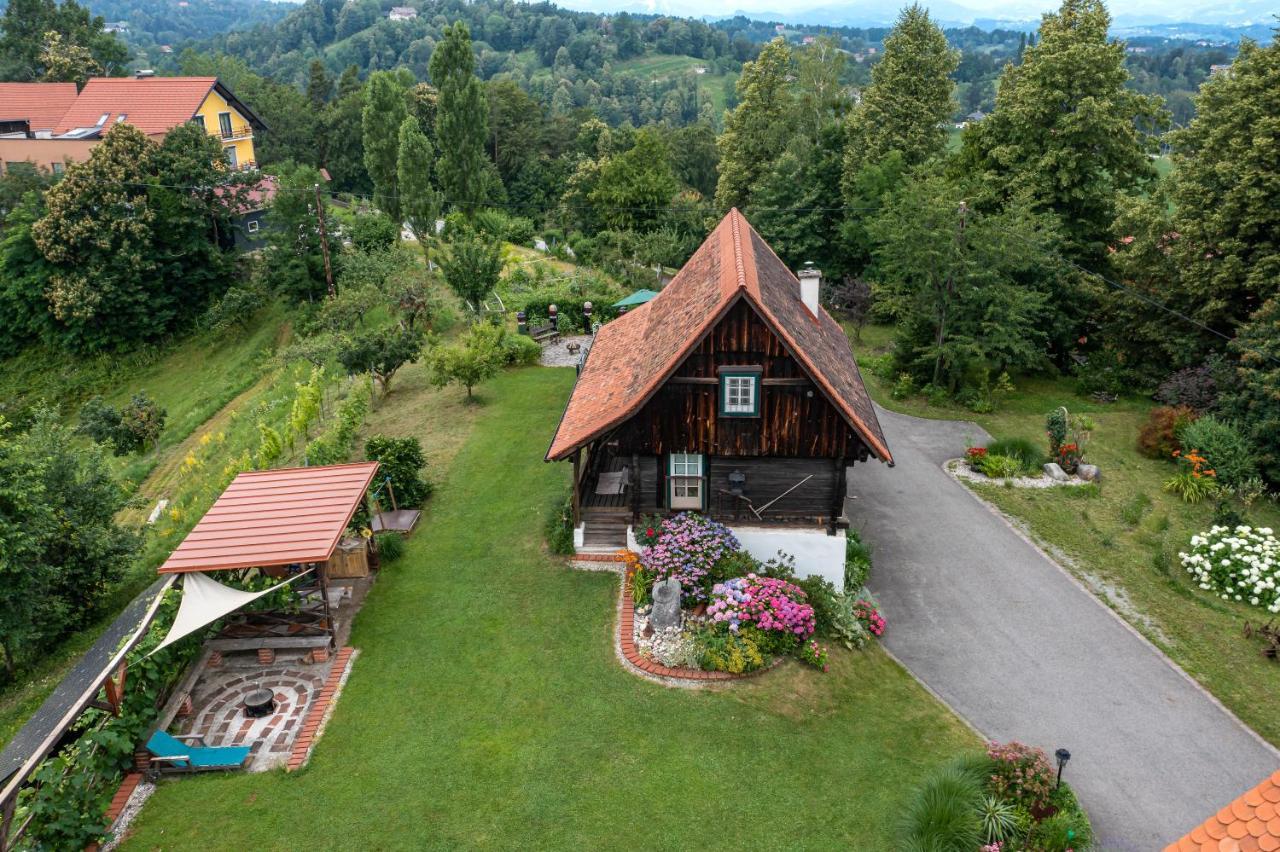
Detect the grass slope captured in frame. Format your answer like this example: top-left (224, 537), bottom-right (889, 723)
top-left (852, 325), bottom-right (1280, 747)
top-left (122, 367), bottom-right (975, 849)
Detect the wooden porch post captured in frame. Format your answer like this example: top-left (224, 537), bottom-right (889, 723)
top-left (317, 562), bottom-right (336, 649)
top-left (0, 792), bottom-right (16, 852)
top-left (829, 457), bottom-right (847, 534)
top-left (571, 449), bottom-right (582, 527)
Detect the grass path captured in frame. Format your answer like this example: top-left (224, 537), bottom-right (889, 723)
top-left (121, 367), bottom-right (974, 849)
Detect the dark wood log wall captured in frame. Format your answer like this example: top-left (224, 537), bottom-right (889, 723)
top-left (611, 299), bottom-right (870, 461)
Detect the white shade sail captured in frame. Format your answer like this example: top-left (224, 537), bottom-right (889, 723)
top-left (146, 569), bottom-right (311, 658)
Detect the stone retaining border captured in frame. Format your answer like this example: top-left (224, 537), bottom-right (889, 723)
top-left (286, 646), bottom-right (357, 772)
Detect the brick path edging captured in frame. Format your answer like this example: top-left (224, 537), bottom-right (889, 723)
top-left (86, 772), bottom-right (145, 851)
top-left (614, 573), bottom-right (782, 685)
top-left (286, 646), bottom-right (357, 772)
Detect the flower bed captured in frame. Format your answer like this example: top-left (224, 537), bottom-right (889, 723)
top-left (624, 515), bottom-right (886, 679)
top-left (1180, 525), bottom-right (1279, 613)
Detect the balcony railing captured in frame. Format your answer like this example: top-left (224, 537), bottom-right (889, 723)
top-left (211, 126), bottom-right (253, 142)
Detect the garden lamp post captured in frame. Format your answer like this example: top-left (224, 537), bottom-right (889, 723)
top-left (582, 301), bottom-right (593, 334)
top-left (1054, 748), bottom-right (1071, 790)
top-left (548, 303), bottom-right (558, 331)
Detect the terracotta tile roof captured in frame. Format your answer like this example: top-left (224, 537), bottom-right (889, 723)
top-left (545, 208), bottom-right (891, 463)
top-left (55, 76), bottom-right (217, 135)
top-left (0, 82), bottom-right (79, 131)
top-left (214, 174), bottom-right (277, 214)
top-left (158, 463), bottom-right (380, 573)
top-left (1166, 770), bottom-right (1280, 852)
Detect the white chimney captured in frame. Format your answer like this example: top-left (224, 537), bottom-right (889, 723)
top-left (798, 262), bottom-right (821, 317)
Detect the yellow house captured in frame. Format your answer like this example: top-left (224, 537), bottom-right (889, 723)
top-left (46, 72), bottom-right (265, 169)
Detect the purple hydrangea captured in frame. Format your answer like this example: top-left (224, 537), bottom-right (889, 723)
top-left (639, 512), bottom-right (740, 601)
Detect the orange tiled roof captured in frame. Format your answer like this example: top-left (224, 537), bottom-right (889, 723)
top-left (545, 208), bottom-right (891, 463)
top-left (0, 82), bottom-right (79, 131)
top-left (1166, 770), bottom-right (1280, 852)
top-left (55, 76), bottom-right (218, 135)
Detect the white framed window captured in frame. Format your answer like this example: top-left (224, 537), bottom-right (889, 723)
top-left (719, 370), bottom-right (760, 417)
top-left (246, 219), bottom-right (260, 233)
top-left (668, 453), bottom-right (703, 510)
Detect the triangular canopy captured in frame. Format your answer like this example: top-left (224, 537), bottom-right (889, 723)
top-left (146, 570), bottom-right (309, 657)
top-left (612, 289), bottom-right (659, 308)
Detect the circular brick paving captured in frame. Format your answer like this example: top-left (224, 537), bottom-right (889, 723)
top-left (182, 667), bottom-right (325, 761)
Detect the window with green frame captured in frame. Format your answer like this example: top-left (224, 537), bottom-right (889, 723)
top-left (719, 368), bottom-right (761, 417)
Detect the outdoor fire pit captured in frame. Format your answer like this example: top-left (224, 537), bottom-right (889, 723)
top-left (242, 688), bottom-right (276, 719)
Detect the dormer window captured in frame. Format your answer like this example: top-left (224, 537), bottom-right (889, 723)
top-left (718, 366), bottom-right (761, 417)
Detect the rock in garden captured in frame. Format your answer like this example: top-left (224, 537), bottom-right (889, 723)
top-left (1077, 464), bottom-right (1101, 483)
top-left (1043, 462), bottom-right (1069, 482)
top-left (651, 578), bottom-right (683, 630)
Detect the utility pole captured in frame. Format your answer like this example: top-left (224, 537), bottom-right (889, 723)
top-left (314, 183), bottom-right (336, 298)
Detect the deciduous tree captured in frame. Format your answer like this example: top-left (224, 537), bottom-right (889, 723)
top-left (397, 115), bottom-right (442, 263)
top-left (715, 37), bottom-right (793, 211)
top-left (430, 22), bottom-right (490, 217)
top-left (362, 70), bottom-right (410, 222)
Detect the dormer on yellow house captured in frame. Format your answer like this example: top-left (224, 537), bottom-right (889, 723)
top-left (0, 72), bottom-right (268, 174)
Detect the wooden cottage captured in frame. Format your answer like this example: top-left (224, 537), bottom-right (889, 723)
top-left (546, 209), bottom-right (892, 560)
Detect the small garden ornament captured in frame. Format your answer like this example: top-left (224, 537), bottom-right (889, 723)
top-left (651, 578), bottom-right (683, 630)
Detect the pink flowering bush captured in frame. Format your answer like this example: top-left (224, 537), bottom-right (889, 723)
top-left (799, 639), bottom-right (829, 671)
top-left (706, 574), bottom-right (816, 639)
top-left (987, 741), bottom-right (1055, 812)
top-left (853, 598), bottom-right (886, 637)
top-left (640, 512), bottom-right (740, 601)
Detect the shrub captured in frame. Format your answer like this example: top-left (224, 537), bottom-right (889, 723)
top-left (634, 514), bottom-right (663, 547)
top-left (1176, 416), bottom-right (1259, 488)
top-left (986, 741), bottom-right (1055, 812)
top-left (349, 213), bottom-right (400, 251)
top-left (364, 435), bottom-right (431, 507)
top-left (1137, 405), bottom-right (1198, 460)
top-left (76, 392), bottom-right (166, 455)
top-left (201, 283), bottom-right (266, 333)
top-left (1155, 361), bottom-right (1219, 412)
top-left (1163, 448), bottom-right (1219, 503)
top-left (1028, 808), bottom-right (1094, 852)
top-left (697, 627), bottom-right (765, 674)
top-left (1179, 525), bottom-right (1279, 613)
top-left (500, 329), bottom-right (542, 366)
top-left (798, 639), bottom-right (829, 670)
top-left (900, 764), bottom-right (985, 852)
top-left (977, 454), bottom-right (1022, 479)
top-left (985, 437), bottom-right (1042, 474)
top-left (892, 372), bottom-right (915, 400)
top-left (375, 532), bottom-right (404, 562)
top-left (545, 491), bottom-right (575, 555)
top-left (845, 530), bottom-right (872, 593)
top-left (852, 592), bottom-right (886, 637)
top-left (640, 512), bottom-right (740, 601)
top-left (706, 574), bottom-right (816, 639)
top-left (1045, 408), bottom-right (1068, 457)
top-left (977, 795), bottom-right (1025, 845)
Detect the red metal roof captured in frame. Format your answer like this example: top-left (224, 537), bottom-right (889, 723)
top-left (158, 463), bottom-right (379, 574)
top-left (55, 76), bottom-right (217, 135)
top-left (545, 208), bottom-right (891, 463)
top-left (0, 82), bottom-right (79, 131)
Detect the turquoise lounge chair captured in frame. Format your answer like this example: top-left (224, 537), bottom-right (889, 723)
top-left (145, 730), bottom-right (252, 774)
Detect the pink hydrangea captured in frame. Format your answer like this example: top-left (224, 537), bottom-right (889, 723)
top-left (640, 512), bottom-right (740, 601)
top-left (706, 574), bottom-right (815, 638)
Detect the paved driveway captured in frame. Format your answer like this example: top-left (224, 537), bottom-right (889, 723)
top-left (851, 406), bottom-right (1279, 850)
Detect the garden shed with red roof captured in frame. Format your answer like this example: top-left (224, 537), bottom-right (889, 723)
top-left (546, 209), bottom-right (891, 568)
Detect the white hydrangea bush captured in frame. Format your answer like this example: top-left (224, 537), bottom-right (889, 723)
top-left (1179, 526), bottom-right (1279, 613)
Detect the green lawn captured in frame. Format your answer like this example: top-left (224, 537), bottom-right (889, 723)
top-left (121, 367), bottom-right (975, 849)
top-left (851, 324), bottom-right (1280, 747)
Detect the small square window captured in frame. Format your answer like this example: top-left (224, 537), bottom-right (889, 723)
top-left (719, 372), bottom-right (759, 416)
top-left (246, 219), bottom-right (259, 233)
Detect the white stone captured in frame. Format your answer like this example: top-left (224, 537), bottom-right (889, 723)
top-left (1043, 462), bottom-right (1069, 482)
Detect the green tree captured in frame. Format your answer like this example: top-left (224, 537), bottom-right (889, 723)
top-left (1164, 37), bottom-right (1280, 343)
top-left (438, 229), bottom-right (503, 310)
top-left (336, 326), bottom-right (426, 395)
top-left (267, 162), bottom-right (333, 303)
top-left (0, 0), bottom-right (127, 81)
top-left (362, 70), bottom-right (410, 222)
top-left (38, 29), bottom-right (101, 85)
top-left (1220, 298), bottom-right (1280, 486)
top-left (869, 174), bottom-right (1059, 391)
top-left (306, 59), bottom-right (333, 109)
top-left (427, 322), bottom-right (503, 400)
top-left (0, 411), bottom-right (137, 677)
top-left (796, 36), bottom-right (852, 139)
top-left (749, 123), bottom-right (848, 274)
top-left (715, 37), bottom-right (793, 211)
top-left (842, 5), bottom-right (956, 183)
top-left (0, 193), bottom-right (57, 355)
top-left (669, 122), bottom-right (719, 198)
top-left (397, 115), bottom-right (442, 263)
top-left (430, 22), bottom-right (490, 217)
top-left (590, 128), bottom-right (679, 232)
top-left (30, 123), bottom-right (235, 351)
top-left (960, 0), bottom-right (1166, 267)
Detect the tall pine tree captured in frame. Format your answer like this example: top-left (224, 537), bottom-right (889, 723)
top-left (362, 70), bottom-right (409, 223)
top-left (842, 5), bottom-right (957, 183)
top-left (397, 115), bottom-right (442, 264)
top-left (430, 22), bottom-right (490, 217)
top-left (714, 37), bottom-right (793, 212)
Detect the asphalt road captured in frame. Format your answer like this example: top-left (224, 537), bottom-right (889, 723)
top-left (851, 405), bottom-right (1279, 850)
